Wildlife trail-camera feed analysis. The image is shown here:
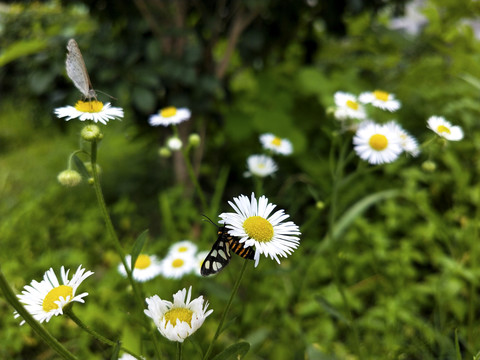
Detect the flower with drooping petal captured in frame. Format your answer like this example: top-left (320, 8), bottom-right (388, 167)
top-left (353, 121), bottom-right (403, 164)
top-left (333, 91), bottom-right (367, 120)
top-left (118, 254), bottom-right (163, 282)
top-left (219, 193), bottom-right (301, 267)
top-left (14, 265), bottom-right (94, 325)
top-left (259, 133), bottom-right (293, 155)
top-left (55, 101), bottom-right (124, 125)
top-left (167, 240), bottom-right (198, 258)
top-left (427, 116), bottom-right (463, 141)
top-left (161, 252), bottom-right (197, 279)
top-left (359, 90), bottom-right (401, 112)
top-left (149, 107), bottom-right (191, 127)
top-left (144, 286), bottom-right (213, 342)
top-left (245, 154), bottom-right (278, 178)
top-left (385, 121), bottom-right (420, 157)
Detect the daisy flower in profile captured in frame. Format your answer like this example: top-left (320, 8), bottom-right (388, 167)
top-left (193, 250), bottom-right (210, 276)
top-left (55, 101), bottom-right (124, 125)
top-left (333, 91), bottom-right (366, 120)
top-left (427, 116), bottom-right (464, 141)
top-left (359, 90), bottom-right (401, 112)
top-left (149, 106), bottom-right (191, 127)
top-left (245, 154), bottom-right (278, 178)
top-left (259, 133), bottom-right (293, 155)
top-left (144, 286), bottom-right (213, 342)
top-left (385, 121), bottom-right (420, 157)
top-left (168, 240), bottom-right (198, 258)
top-left (15, 265), bottom-right (93, 325)
top-left (219, 193), bottom-right (301, 267)
top-left (118, 254), bottom-right (163, 282)
top-left (353, 122), bottom-right (402, 164)
top-left (161, 253), bottom-right (196, 279)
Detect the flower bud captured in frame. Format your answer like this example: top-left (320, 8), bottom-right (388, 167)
top-left (84, 162), bottom-right (101, 176)
top-left (167, 136), bottom-right (183, 151)
top-left (158, 147), bottom-right (171, 158)
top-left (315, 201), bottom-right (325, 210)
top-left (422, 160), bottom-right (436, 172)
top-left (57, 170), bottom-right (82, 187)
top-left (81, 124), bottom-right (103, 141)
top-left (188, 133), bottom-right (201, 147)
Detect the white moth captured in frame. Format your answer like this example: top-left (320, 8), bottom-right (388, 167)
top-left (65, 39), bottom-right (97, 100)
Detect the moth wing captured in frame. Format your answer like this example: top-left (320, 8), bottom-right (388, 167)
top-left (66, 39), bottom-right (95, 98)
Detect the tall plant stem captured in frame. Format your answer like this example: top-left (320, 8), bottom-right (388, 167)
top-left (65, 308), bottom-right (143, 359)
top-left (0, 267), bottom-right (78, 360)
top-left (181, 147), bottom-right (208, 212)
top-left (202, 259), bottom-right (249, 360)
top-left (326, 138), bottom-right (364, 360)
top-left (89, 140), bottom-right (162, 358)
top-left (177, 342), bottom-right (183, 360)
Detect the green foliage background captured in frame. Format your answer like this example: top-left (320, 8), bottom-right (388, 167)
top-left (2, 0), bottom-right (480, 359)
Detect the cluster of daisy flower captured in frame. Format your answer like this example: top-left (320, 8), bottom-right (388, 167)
top-left (244, 133), bottom-right (293, 178)
top-left (117, 240), bottom-right (208, 282)
top-left (333, 90), bottom-right (463, 165)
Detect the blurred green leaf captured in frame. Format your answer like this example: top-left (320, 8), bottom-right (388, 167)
top-left (0, 39), bottom-right (48, 67)
top-left (211, 341), bottom-right (250, 360)
top-left (130, 229), bottom-right (149, 269)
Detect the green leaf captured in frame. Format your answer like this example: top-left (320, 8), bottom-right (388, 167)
top-left (454, 329), bottom-right (462, 360)
top-left (72, 154), bottom-right (90, 179)
top-left (332, 189), bottom-right (401, 241)
top-left (0, 40), bottom-right (48, 67)
top-left (130, 229), bottom-right (149, 270)
top-left (211, 341), bottom-right (250, 360)
top-left (315, 296), bottom-right (349, 324)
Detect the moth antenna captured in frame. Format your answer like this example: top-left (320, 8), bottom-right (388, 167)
top-left (201, 214), bottom-right (218, 227)
top-left (95, 89), bottom-right (117, 100)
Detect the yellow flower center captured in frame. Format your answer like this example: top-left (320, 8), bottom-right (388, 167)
top-left (436, 125), bottom-right (451, 134)
top-left (178, 246), bottom-right (188, 253)
top-left (346, 100), bottom-right (359, 110)
top-left (134, 254), bottom-right (151, 269)
top-left (271, 137), bottom-right (282, 147)
top-left (373, 90), bottom-right (389, 102)
top-left (172, 258), bottom-right (185, 268)
top-left (42, 285), bottom-right (73, 312)
top-left (369, 134), bottom-right (388, 151)
top-left (75, 100), bottom-right (104, 113)
top-left (243, 216), bottom-right (274, 242)
top-left (164, 307), bottom-right (193, 328)
top-left (160, 107), bottom-right (177, 118)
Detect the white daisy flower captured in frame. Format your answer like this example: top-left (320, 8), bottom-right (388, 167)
top-left (353, 121), bottom-right (403, 164)
top-left (54, 101), bottom-right (124, 125)
top-left (385, 121), bottom-right (420, 157)
top-left (333, 91), bottom-right (367, 120)
top-left (119, 354), bottom-right (145, 360)
top-left (259, 133), bottom-right (293, 155)
top-left (161, 253), bottom-right (196, 279)
top-left (149, 107), bottom-right (191, 127)
top-left (219, 193), bottom-right (301, 267)
top-left (168, 240), bottom-right (198, 258)
top-left (245, 154), bottom-right (278, 178)
top-left (359, 90), bottom-right (401, 112)
top-left (166, 136), bottom-right (183, 151)
top-left (427, 116), bottom-right (464, 141)
top-left (15, 265), bottom-right (94, 325)
top-left (144, 286), bottom-right (213, 342)
top-left (118, 254), bottom-right (163, 282)
top-left (193, 251), bottom-right (210, 276)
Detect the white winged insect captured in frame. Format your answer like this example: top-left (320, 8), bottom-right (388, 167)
top-left (65, 39), bottom-right (97, 100)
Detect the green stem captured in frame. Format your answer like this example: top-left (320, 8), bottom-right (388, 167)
top-left (253, 176), bottom-right (263, 196)
top-left (65, 308), bottom-right (143, 359)
top-left (202, 259), bottom-right (249, 360)
top-left (181, 147), bottom-right (208, 211)
top-left (89, 140), bottom-right (162, 358)
top-left (177, 341), bottom-right (183, 360)
top-left (0, 267), bottom-right (78, 360)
